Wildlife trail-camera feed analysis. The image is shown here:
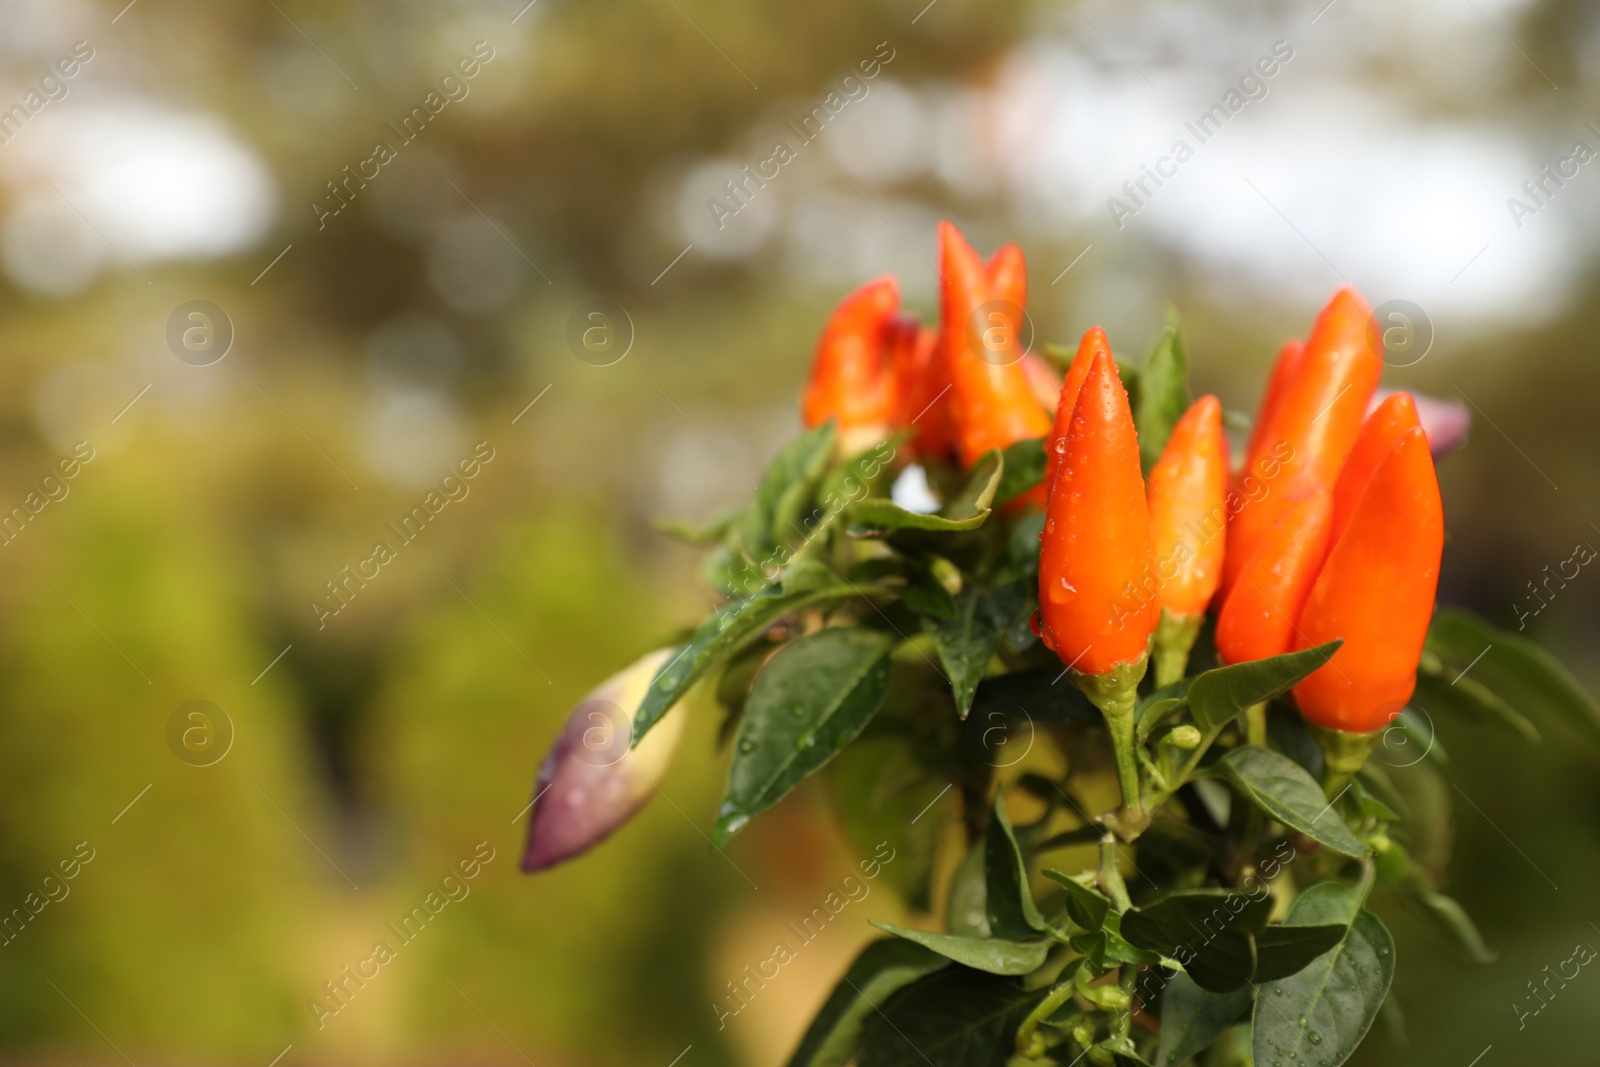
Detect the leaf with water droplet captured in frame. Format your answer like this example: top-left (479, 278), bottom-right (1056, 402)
top-left (1154, 972), bottom-right (1251, 1067)
top-left (714, 628), bottom-right (895, 845)
top-left (632, 579), bottom-right (866, 750)
top-left (1252, 881), bottom-right (1395, 1067)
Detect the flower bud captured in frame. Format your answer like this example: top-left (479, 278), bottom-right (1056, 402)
top-left (1167, 725), bottom-right (1202, 750)
top-left (521, 648), bottom-right (687, 873)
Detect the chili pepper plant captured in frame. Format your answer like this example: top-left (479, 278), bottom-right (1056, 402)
top-left (521, 221), bottom-right (1600, 1067)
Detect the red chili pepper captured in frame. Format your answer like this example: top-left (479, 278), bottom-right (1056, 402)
top-left (1044, 327), bottom-right (1110, 496)
top-left (1147, 395), bottom-right (1229, 618)
top-left (1293, 427), bottom-right (1444, 734)
top-left (887, 317), bottom-right (954, 460)
top-left (1327, 391), bottom-right (1419, 552)
top-left (1038, 349), bottom-right (1156, 675)
top-left (801, 276), bottom-right (900, 439)
top-left (1214, 488), bottom-right (1333, 666)
top-left (938, 221), bottom-right (1051, 468)
top-left (1221, 288), bottom-right (1382, 598)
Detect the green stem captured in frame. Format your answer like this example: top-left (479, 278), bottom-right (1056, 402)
top-left (1309, 724), bottom-right (1383, 799)
top-left (1071, 655), bottom-right (1149, 837)
top-left (1098, 834), bottom-right (1133, 913)
top-left (1151, 609), bottom-right (1203, 689)
top-left (1015, 978), bottom-right (1082, 1058)
top-left (1114, 967), bottom-right (1138, 1041)
top-left (1353, 854), bottom-right (1377, 908)
top-left (1243, 701), bottom-right (1268, 748)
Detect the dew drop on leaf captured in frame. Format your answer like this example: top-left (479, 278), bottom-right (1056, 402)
top-left (737, 739), bottom-right (756, 754)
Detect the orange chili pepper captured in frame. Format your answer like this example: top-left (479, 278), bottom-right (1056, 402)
top-left (1146, 395), bottom-right (1230, 687)
top-left (801, 276), bottom-right (899, 440)
top-left (887, 317), bottom-right (953, 460)
top-left (1242, 338), bottom-right (1304, 464)
top-left (1148, 395), bottom-right (1229, 618)
top-left (1214, 488), bottom-right (1333, 666)
top-left (986, 240), bottom-right (1026, 308)
top-left (938, 220), bottom-right (1051, 468)
top-left (1038, 348), bottom-right (1155, 825)
top-left (1038, 349), bottom-right (1156, 675)
top-left (1044, 327), bottom-right (1109, 495)
top-left (1221, 288), bottom-right (1382, 598)
top-left (1293, 427), bottom-right (1443, 734)
top-left (1327, 391), bottom-right (1420, 552)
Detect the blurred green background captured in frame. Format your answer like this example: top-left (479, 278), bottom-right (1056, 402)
top-left (0, 0), bottom-right (1597, 1063)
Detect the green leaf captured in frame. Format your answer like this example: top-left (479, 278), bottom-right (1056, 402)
top-left (715, 628), bottom-right (895, 844)
top-left (785, 938), bottom-right (949, 1067)
top-left (633, 581), bottom-right (859, 747)
top-left (1099, 911), bottom-right (1163, 966)
top-left (946, 841), bottom-right (991, 938)
top-left (869, 923), bottom-right (1050, 976)
top-left (1399, 877), bottom-right (1495, 964)
top-left (859, 967), bottom-right (1046, 1067)
top-left (652, 504), bottom-right (745, 546)
top-left (818, 433), bottom-right (908, 509)
top-left (1070, 930), bottom-right (1105, 973)
top-left (1041, 868), bottom-right (1110, 933)
top-left (1134, 321), bottom-right (1191, 470)
top-left (923, 588), bottom-right (1007, 718)
top-left (1154, 973), bottom-right (1251, 1067)
top-left (1119, 890), bottom-right (1271, 992)
top-left (845, 500), bottom-right (991, 535)
top-left (1266, 703), bottom-right (1325, 779)
top-left (1389, 845), bottom-right (1495, 963)
top-left (1186, 642), bottom-right (1341, 733)
top-left (985, 787), bottom-right (1047, 940)
top-left (1254, 923), bottom-right (1350, 981)
top-left (995, 437), bottom-right (1046, 505)
top-left (1212, 747), bottom-right (1370, 857)
top-left (744, 421), bottom-right (837, 556)
top-left (1385, 759), bottom-right (1453, 880)
top-left (1136, 679), bottom-right (1193, 742)
top-left (1252, 882), bottom-right (1395, 1067)
top-left (851, 450), bottom-right (1003, 536)
top-left (1425, 607), bottom-right (1600, 749)
top-left (944, 448), bottom-right (1004, 519)
top-left (903, 573), bottom-right (959, 622)
top-left (970, 668), bottom-right (1101, 726)
top-left (1415, 651), bottom-right (1540, 743)
top-left (829, 738), bottom-right (952, 910)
